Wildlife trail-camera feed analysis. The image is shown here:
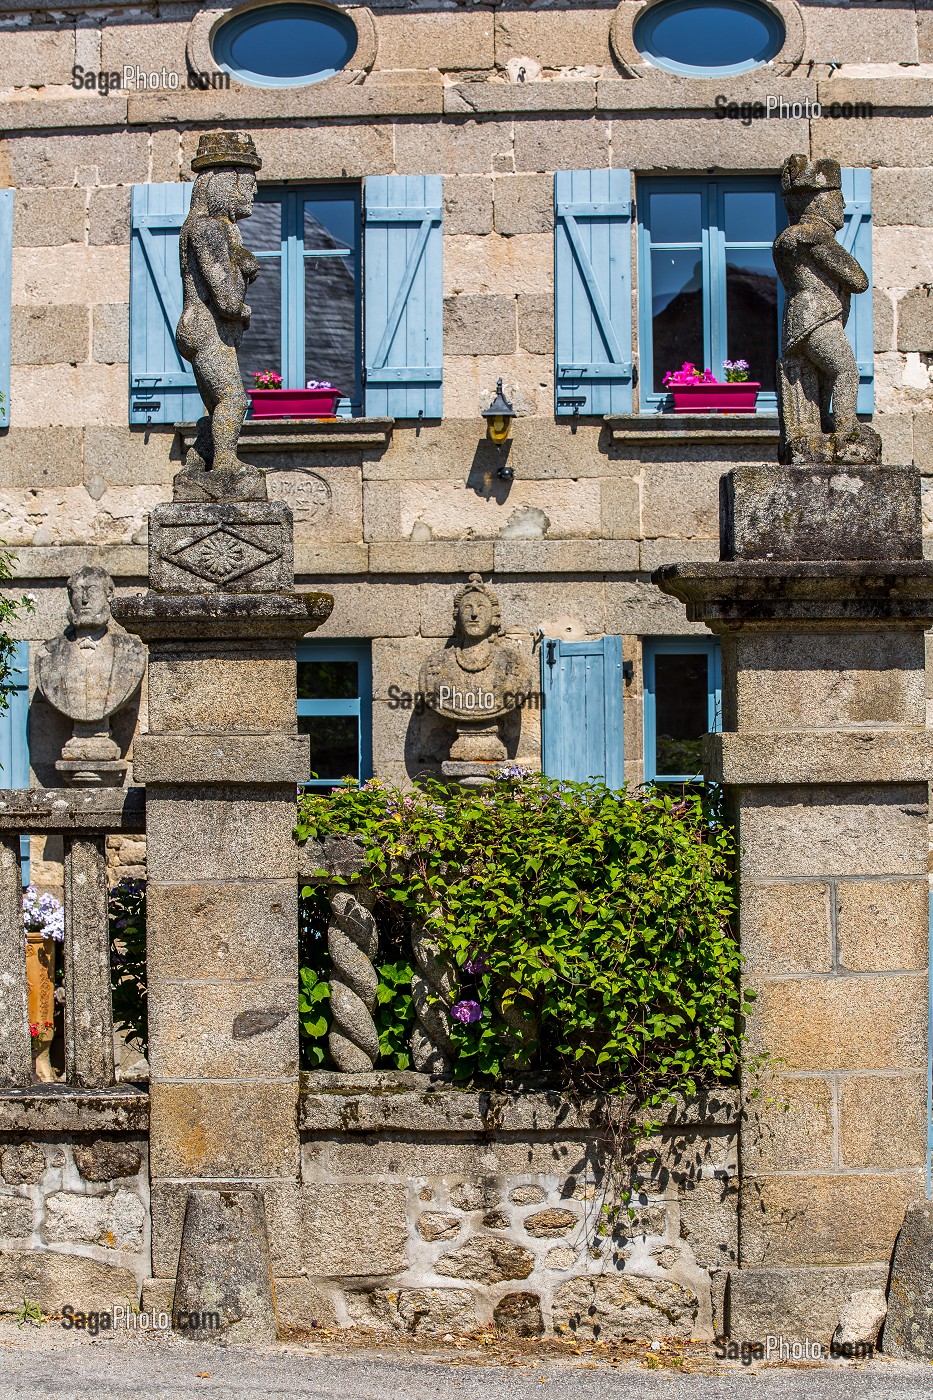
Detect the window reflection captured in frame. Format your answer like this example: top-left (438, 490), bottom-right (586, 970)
top-left (654, 653), bottom-right (709, 778)
top-left (651, 250), bottom-right (703, 393)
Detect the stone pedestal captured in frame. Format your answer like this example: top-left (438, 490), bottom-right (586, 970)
top-left (656, 467), bottom-right (933, 1345)
top-left (113, 490), bottom-right (332, 1333)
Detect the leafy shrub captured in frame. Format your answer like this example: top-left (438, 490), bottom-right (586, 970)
top-left (295, 774), bottom-right (749, 1103)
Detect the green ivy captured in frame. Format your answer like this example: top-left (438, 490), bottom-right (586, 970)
top-left (295, 773), bottom-right (750, 1104)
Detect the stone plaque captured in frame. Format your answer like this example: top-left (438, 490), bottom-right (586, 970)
top-left (268, 471), bottom-right (333, 524)
top-left (149, 501), bottom-right (294, 594)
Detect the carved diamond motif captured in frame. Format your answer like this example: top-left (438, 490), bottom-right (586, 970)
top-left (161, 525), bottom-right (282, 585)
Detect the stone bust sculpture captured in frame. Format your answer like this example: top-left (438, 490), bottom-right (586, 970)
top-left (176, 130), bottom-right (262, 486)
top-left (772, 155), bottom-right (880, 466)
top-left (36, 567), bottom-right (146, 785)
top-left (420, 574), bottom-right (529, 763)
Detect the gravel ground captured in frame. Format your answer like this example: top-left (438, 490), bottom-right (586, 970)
top-left (0, 1323), bottom-right (932, 1400)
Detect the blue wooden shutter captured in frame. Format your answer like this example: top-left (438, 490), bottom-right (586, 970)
top-left (0, 642), bottom-right (30, 882)
top-left (364, 176), bottom-right (442, 419)
top-left (0, 189), bottom-right (12, 428)
top-left (840, 167), bottom-right (873, 416)
top-left (129, 183), bottom-right (203, 425)
top-left (554, 170), bottom-right (633, 417)
top-left (541, 635), bottom-right (624, 786)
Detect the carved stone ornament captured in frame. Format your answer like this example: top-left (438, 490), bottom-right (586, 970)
top-left (773, 155), bottom-right (881, 466)
top-left (35, 567), bottom-right (146, 786)
top-left (419, 574), bottom-right (529, 764)
top-left (175, 130), bottom-right (265, 500)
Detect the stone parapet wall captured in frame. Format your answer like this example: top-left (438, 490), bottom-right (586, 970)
top-left (0, 1088), bottom-right (149, 1313)
top-left (285, 1075), bottom-right (738, 1339)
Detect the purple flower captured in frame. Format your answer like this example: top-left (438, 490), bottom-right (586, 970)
top-left (464, 952), bottom-right (487, 975)
top-left (451, 999), bottom-right (482, 1025)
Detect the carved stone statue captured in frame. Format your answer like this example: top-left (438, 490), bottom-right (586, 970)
top-left (773, 155), bottom-right (881, 466)
top-left (175, 130), bottom-right (263, 495)
top-left (36, 567), bottom-right (146, 785)
top-left (420, 574), bottom-right (529, 763)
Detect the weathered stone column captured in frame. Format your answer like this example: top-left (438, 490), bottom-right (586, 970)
top-left (115, 500), bottom-right (332, 1330)
top-left (63, 834), bottom-right (114, 1088)
top-left (0, 833), bottom-right (30, 1085)
top-left (656, 464), bottom-right (933, 1345)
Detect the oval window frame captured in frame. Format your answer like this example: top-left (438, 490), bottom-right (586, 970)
top-left (610, 0), bottom-right (801, 79)
top-left (187, 2), bottom-right (377, 92)
top-left (211, 1), bottom-right (360, 87)
top-left (633, 0), bottom-right (784, 77)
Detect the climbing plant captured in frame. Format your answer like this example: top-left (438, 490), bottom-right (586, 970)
top-left (295, 774), bottom-right (750, 1105)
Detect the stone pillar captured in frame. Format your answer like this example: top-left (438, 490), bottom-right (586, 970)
top-left (114, 493), bottom-right (332, 1330)
top-left (63, 834), bottom-right (114, 1088)
top-left (0, 833), bottom-right (30, 1085)
top-left (656, 465), bottom-right (933, 1344)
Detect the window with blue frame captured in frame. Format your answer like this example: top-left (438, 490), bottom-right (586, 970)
top-left (0, 641), bottom-right (30, 880)
top-left (643, 638), bottom-right (721, 784)
top-left (637, 177), bottom-right (785, 411)
top-left (297, 642), bottom-right (372, 790)
top-left (240, 186), bottom-right (362, 416)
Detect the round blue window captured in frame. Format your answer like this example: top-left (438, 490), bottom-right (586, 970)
top-left (212, 3), bottom-right (359, 87)
top-left (634, 0), bottom-right (784, 76)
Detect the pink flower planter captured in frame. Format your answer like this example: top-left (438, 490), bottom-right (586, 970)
top-left (668, 382), bottom-right (760, 414)
top-left (248, 388), bottom-right (341, 419)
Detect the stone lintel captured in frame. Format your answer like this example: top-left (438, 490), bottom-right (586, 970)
top-left (653, 561), bottom-right (933, 630)
top-left (133, 734), bottom-right (311, 785)
top-left (0, 1085), bottom-right (149, 1133)
top-left (0, 786), bottom-right (145, 833)
top-left (297, 1072), bottom-right (739, 1134)
top-left (720, 465), bottom-right (922, 563)
top-left (706, 729), bottom-right (933, 786)
top-left (112, 591), bottom-right (334, 642)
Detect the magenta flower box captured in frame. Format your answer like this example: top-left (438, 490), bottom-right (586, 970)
top-left (669, 381), bottom-right (760, 414)
top-left (248, 388), bottom-right (341, 419)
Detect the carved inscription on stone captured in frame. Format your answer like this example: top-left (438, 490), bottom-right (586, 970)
top-left (268, 471), bottom-right (333, 524)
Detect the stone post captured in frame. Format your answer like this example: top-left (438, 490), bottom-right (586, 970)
top-left (0, 833), bottom-right (30, 1085)
top-left (115, 496), bottom-right (332, 1335)
top-left (656, 463), bottom-right (933, 1344)
top-left (63, 835), bottom-right (114, 1088)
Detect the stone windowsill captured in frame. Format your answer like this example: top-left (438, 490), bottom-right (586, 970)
top-left (175, 418), bottom-right (394, 454)
top-left (298, 1070), bottom-right (739, 1135)
top-left (605, 414), bottom-right (780, 445)
top-left (0, 1085), bottom-right (149, 1133)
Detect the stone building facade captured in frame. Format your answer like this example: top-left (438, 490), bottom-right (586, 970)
top-left (3, 0), bottom-right (932, 802)
top-left (0, 0), bottom-right (932, 1345)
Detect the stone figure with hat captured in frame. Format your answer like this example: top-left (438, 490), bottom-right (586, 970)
top-left (175, 130), bottom-right (263, 493)
top-left (36, 566), bottom-right (146, 785)
top-left (420, 573), bottom-right (529, 773)
top-left (772, 155), bottom-right (881, 466)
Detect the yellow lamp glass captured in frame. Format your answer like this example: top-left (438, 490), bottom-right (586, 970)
top-left (486, 414), bottom-right (512, 444)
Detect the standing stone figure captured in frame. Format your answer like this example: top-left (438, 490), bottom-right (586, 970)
top-left (176, 131), bottom-right (262, 487)
top-left (772, 155), bottom-right (881, 466)
top-left (35, 567), bottom-right (146, 785)
top-left (419, 574), bottom-right (529, 764)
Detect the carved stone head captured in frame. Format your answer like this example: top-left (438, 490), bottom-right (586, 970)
top-left (780, 154), bottom-right (844, 229)
top-left (453, 573), bottom-right (501, 645)
top-left (66, 565), bottom-right (113, 632)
